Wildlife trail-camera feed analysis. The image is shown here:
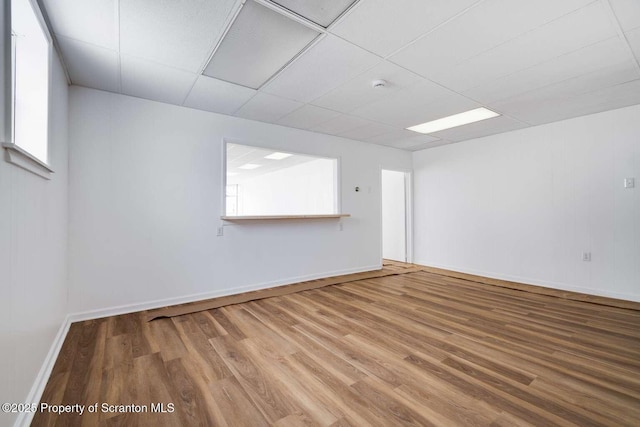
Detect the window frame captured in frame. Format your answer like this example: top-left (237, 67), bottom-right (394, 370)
top-left (221, 138), bottom-right (344, 219)
top-left (2, 0), bottom-right (54, 179)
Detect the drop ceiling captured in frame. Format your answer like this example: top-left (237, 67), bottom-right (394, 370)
top-left (41, 0), bottom-right (640, 151)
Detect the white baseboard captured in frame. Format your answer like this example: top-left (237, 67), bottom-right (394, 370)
top-left (68, 264), bottom-right (382, 322)
top-left (14, 316), bottom-right (72, 427)
top-left (415, 260), bottom-right (640, 303)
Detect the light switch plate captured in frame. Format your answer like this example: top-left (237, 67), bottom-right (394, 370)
top-left (624, 178), bottom-right (635, 188)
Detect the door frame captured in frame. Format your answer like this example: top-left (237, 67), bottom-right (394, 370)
top-left (380, 167), bottom-right (413, 264)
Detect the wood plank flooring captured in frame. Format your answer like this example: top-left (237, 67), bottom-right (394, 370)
top-left (32, 270), bottom-right (640, 426)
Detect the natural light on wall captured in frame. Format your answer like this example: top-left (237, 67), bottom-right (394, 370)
top-left (225, 143), bottom-right (338, 216)
top-left (11, 0), bottom-right (50, 163)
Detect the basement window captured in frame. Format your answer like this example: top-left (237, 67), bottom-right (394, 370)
top-left (3, 0), bottom-right (53, 178)
top-left (222, 141), bottom-right (342, 219)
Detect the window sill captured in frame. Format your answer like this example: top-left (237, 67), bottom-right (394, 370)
top-left (221, 214), bottom-right (351, 221)
top-left (2, 143), bottom-right (54, 179)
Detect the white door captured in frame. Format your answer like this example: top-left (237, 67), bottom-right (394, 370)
top-left (382, 170), bottom-right (406, 262)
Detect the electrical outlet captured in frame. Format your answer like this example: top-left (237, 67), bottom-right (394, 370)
top-left (624, 178), bottom-right (635, 188)
top-left (582, 252), bottom-right (591, 262)
top-left (217, 226), bottom-right (224, 237)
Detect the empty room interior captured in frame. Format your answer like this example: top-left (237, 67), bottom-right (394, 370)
top-left (2, 0), bottom-right (640, 425)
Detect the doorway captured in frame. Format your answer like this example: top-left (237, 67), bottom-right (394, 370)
top-left (381, 169), bottom-right (410, 263)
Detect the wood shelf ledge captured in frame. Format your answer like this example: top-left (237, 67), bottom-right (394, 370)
top-left (221, 214), bottom-right (351, 221)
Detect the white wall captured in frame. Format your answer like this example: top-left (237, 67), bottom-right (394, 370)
top-left (0, 54), bottom-right (69, 426)
top-left (413, 104), bottom-right (640, 301)
top-left (68, 87), bottom-right (411, 315)
top-left (237, 158), bottom-right (336, 215)
top-left (382, 170), bottom-right (406, 262)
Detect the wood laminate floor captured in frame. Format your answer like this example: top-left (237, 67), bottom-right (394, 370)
top-left (32, 270), bottom-right (640, 426)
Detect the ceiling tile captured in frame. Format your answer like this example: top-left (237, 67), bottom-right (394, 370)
top-left (311, 61), bottom-right (422, 113)
top-left (235, 92), bottom-right (303, 123)
top-left (183, 76), bottom-right (256, 115)
top-left (626, 27), bottom-right (640, 60)
top-left (403, 139), bottom-right (451, 151)
top-left (310, 114), bottom-right (372, 135)
top-left (369, 132), bottom-right (440, 148)
top-left (338, 122), bottom-right (397, 140)
top-left (464, 37), bottom-right (631, 104)
top-left (271, 0), bottom-right (358, 27)
top-left (42, 0), bottom-right (118, 49)
top-left (262, 35), bottom-right (381, 102)
top-left (351, 79), bottom-right (480, 127)
top-left (609, 0), bottom-right (640, 32)
top-left (203, 0), bottom-right (319, 89)
top-left (491, 62), bottom-right (640, 116)
top-left (428, 2), bottom-right (617, 92)
top-left (427, 115), bottom-right (529, 142)
top-left (389, 0), bottom-right (592, 78)
top-left (57, 36), bottom-right (119, 92)
top-left (364, 129), bottom-right (425, 144)
top-left (120, 56), bottom-right (198, 106)
top-left (331, 0), bottom-right (481, 57)
top-left (276, 105), bottom-right (341, 129)
top-left (119, 0), bottom-right (237, 73)
top-left (507, 79), bottom-right (640, 125)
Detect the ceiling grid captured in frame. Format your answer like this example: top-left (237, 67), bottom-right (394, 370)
top-left (39, 0), bottom-right (640, 151)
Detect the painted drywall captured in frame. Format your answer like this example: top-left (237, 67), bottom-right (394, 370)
top-left (236, 158), bottom-right (336, 215)
top-left (0, 54), bottom-right (69, 426)
top-left (413, 104), bottom-right (640, 301)
top-left (68, 87), bottom-right (411, 315)
top-left (382, 170), bottom-right (406, 262)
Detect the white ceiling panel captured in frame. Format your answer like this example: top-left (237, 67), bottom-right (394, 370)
top-left (627, 27), bottom-right (640, 60)
top-left (389, 0), bottom-right (593, 78)
top-left (338, 122), bottom-right (397, 140)
top-left (270, 0), bottom-right (358, 27)
top-left (235, 92), bottom-right (303, 123)
top-left (364, 129), bottom-right (428, 144)
top-left (57, 36), bottom-right (120, 93)
top-left (262, 35), bottom-right (381, 102)
top-left (183, 76), bottom-right (256, 115)
top-left (351, 80), bottom-right (480, 127)
top-left (203, 0), bottom-right (319, 89)
top-left (464, 37), bottom-right (631, 104)
top-left (42, 0), bottom-right (118, 49)
top-left (402, 139), bottom-right (451, 151)
top-left (428, 115), bottom-right (529, 142)
top-left (429, 2), bottom-right (617, 92)
top-left (508, 79), bottom-right (640, 125)
top-left (119, 0), bottom-right (237, 72)
top-left (369, 132), bottom-right (440, 147)
top-left (609, 0), bottom-right (640, 32)
top-left (491, 62), bottom-right (640, 119)
top-left (276, 105), bottom-right (341, 129)
top-left (311, 61), bottom-right (422, 113)
top-left (120, 56), bottom-right (197, 106)
top-left (310, 114), bottom-right (373, 135)
top-left (331, 0), bottom-right (481, 57)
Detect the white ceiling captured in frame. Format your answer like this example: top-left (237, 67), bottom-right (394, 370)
top-left (41, 0), bottom-right (640, 151)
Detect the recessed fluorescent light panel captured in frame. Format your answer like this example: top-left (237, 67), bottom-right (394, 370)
top-left (269, 0), bottom-right (360, 27)
top-left (265, 152), bottom-right (293, 160)
top-left (239, 163), bottom-right (261, 170)
top-left (407, 108), bottom-right (501, 134)
top-left (203, 0), bottom-right (320, 89)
